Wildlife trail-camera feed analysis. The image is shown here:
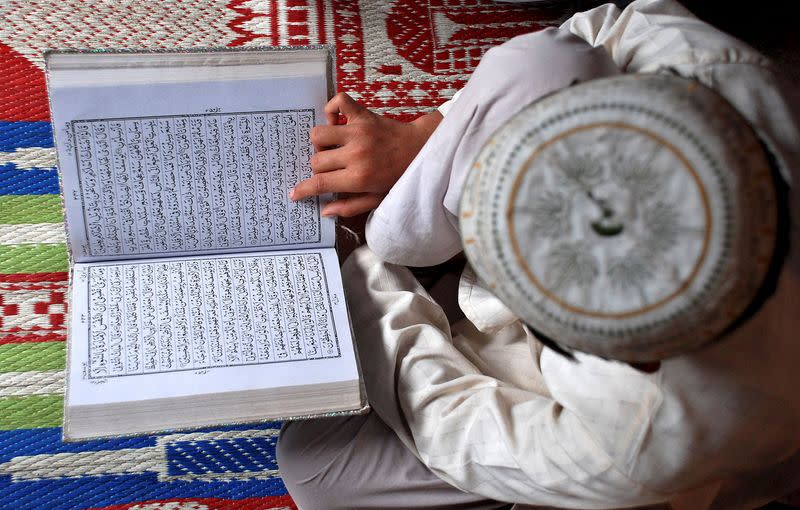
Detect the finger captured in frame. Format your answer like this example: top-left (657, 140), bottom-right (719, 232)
top-left (322, 193), bottom-right (383, 217)
top-left (290, 171), bottom-right (361, 201)
top-left (310, 124), bottom-right (348, 151)
top-left (310, 147), bottom-right (347, 174)
top-left (325, 92), bottom-right (364, 125)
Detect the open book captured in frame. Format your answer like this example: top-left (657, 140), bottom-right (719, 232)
top-left (46, 46), bottom-right (367, 441)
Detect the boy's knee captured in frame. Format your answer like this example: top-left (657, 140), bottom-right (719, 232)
top-left (275, 421), bottom-right (311, 489)
top-left (277, 421), bottom-right (332, 508)
top-left (277, 417), bottom-right (368, 509)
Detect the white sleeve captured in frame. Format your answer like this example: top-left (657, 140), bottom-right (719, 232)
top-left (343, 247), bottom-right (669, 508)
top-left (366, 28), bottom-right (619, 267)
top-left (560, 0), bottom-right (770, 73)
top-left (437, 88), bottom-right (463, 117)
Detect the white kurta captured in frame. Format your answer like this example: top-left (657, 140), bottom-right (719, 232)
top-left (352, 1), bottom-right (800, 509)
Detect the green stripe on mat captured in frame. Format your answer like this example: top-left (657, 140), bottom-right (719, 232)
top-left (0, 342), bottom-right (66, 373)
top-left (0, 195), bottom-right (63, 224)
top-left (0, 394), bottom-right (63, 430)
top-left (0, 244), bottom-right (68, 273)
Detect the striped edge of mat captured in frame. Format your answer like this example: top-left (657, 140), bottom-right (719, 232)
top-left (1, 189), bottom-right (68, 430)
top-left (0, 342), bottom-right (65, 430)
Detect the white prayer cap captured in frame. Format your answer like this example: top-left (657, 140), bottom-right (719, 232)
top-left (460, 74), bottom-right (780, 362)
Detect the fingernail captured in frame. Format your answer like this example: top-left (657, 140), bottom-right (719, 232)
top-left (321, 206), bottom-right (336, 217)
top-left (289, 188), bottom-right (296, 200)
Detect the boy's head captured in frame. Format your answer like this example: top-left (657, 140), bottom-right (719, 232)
top-left (460, 74), bottom-right (786, 362)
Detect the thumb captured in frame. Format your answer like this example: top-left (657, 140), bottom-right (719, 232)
top-left (325, 92), bottom-right (365, 125)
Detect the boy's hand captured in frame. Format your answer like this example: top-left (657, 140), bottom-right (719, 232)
top-left (290, 92), bottom-right (442, 217)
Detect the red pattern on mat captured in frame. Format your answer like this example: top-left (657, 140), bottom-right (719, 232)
top-left (0, 272), bottom-right (69, 283)
top-left (334, 0), bottom-right (565, 120)
top-left (0, 42), bottom-right (49, 121)
top-left (224, 0), bottom-right (566, 120)
top-left (0, 332), bottom-right (65, 344)
top-left (386, 1), bottom-right (556, 74)
top-left (227, 0), bottom-right (330, 48)
top-left (227, 0), bottom-right (277, 47)
top-left (0, 282), bottom-right (67, 334)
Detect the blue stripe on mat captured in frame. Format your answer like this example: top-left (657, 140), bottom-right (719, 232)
top-left (166, 435), bottom-right (279, 475)
top-left (0, 423), bottom-right (284, 462)
top-left (0, 428), bottom-right (156, 462)
top-left (0, 122), bottom-right (53, 151)
top-left (0, 165), bottom-right (60, 194)
top-left (1, 424), bottom-right (288, 509)
top-left (0, 474), bottom-right (289, 510)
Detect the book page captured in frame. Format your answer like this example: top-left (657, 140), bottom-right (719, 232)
top-left (68, 110), bottom-right (321, 257)
top-left (49, 60), bottom-right (335, 262)
top-left (66, 248), bottom-right (358, 406)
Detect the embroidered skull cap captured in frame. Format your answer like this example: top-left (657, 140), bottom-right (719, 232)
top-left (459, 74), bottom-right (778, 362)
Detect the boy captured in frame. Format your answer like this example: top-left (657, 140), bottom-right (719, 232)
top-left (280, 1), bottom-right (800, 508)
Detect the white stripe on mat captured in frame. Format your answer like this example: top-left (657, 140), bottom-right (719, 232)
top-left (0, 223), bottom-right (65, 245)
top-left (0, 370), bottom-right (65, 397)
top-left (0, 147), bottom-right (57, 170)
top-left (0, 448), bottom-right (162, 481)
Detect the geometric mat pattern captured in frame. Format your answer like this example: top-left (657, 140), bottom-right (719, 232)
top-left (0, 1), bottom-right (565, 508)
